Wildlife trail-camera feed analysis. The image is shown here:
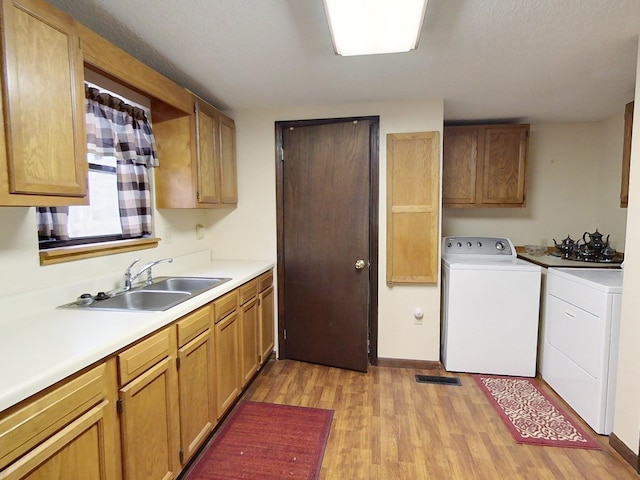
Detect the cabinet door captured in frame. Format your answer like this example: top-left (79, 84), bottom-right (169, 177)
top-left (195, 102), bottom-right (221, 205)
top-left (214, 311), bottom-right (241, 419)
top-left (258, 285), bottom-right (275, 366)
top-left (177, 330), bottom-right (215, 465)
top-left (481, 125), bottom-right (528, 205)
top-left (386, 131), bottom-right (440, 284)
top-left (119, 357), bottom-right (180, 480)
top-left (0, 402), bottom-right (117, 480)
top-left (1, 0), bottom-right (86, 199)
top-left (240, 297), bottom-right (259, 386)
top-left (442, 127), bottom-right (478, 206)
top-left (219, 113), bottom-right (237, 204)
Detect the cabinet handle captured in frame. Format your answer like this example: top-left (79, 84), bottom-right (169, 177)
top-left (564, 310), bottom-right (575, 318)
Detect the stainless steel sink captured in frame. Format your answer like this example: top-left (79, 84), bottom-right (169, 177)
top-left (87, 290), bottom-right (191, 311)
top-left (141, 276), bottom-right (231, 294)
top-left (60, 276), bottom-right (232, 312)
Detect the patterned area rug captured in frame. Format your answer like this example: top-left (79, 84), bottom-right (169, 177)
top-left (475, 376), bottom-right (601, 449)
top-left (183, 401), bottom-right (334, 480)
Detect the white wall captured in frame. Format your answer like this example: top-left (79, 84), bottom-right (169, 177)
top-left (443, 118), bottom-right (628, 251)
top-left (211, 100), bottom-right (445, 361)
top-left (0, 198), bottom-right (213, 299)
top-left (613, 37), bottom-right (640, 455)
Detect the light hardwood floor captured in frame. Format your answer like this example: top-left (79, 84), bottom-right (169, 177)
top-left (241, 359), bottom-right (639, 480)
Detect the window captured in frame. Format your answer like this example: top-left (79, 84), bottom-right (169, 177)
top-left (37, 77), bottom-right (160, 264)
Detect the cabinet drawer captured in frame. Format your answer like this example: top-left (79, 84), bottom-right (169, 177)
top-left (214, 290), bottom-right (238, 324)
top-left (0, 362), bottom-right (110, 470)
top-left (239, 280), bottom-right (258, 305)
top-left (118, 327), bottom-right (174, 385)
top-left (258, 270), bottom-right (273, 292)
top-left (177, 304), bottom-right (213, 347)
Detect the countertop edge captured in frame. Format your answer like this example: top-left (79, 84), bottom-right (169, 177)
top-left (0, 259), bottom-right (274, 412)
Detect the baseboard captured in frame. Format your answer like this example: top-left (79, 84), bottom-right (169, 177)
top-left (609, 432), bottom-right (639, 473)
top-left (376, 357), bottom-right (442, 370)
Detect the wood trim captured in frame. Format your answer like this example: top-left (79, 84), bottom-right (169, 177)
top-left (376, 358), bottom-right (442, 370)
top-left (609, 433), bottom-right (639, 473)
top-left (77, 23), bottom-right (192, 114)
top-left (621, 101), bottom-right (633, 208)
top-left (39, 237), bottom-right (160, 266)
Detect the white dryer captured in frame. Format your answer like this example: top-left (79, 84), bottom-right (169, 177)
top-left (542, 267), bottom-right (623, 434)
top-left (441, 236), bottom-right (542, 377)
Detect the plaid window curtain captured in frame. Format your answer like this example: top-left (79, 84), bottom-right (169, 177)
top-left (85, 86), bottom-right (158, 238)
top-left (37, 207), bottom-right (69, 240)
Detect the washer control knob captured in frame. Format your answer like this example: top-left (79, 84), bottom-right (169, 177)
top-left (446, 242), bottom-right (452, 248)
top-left (477, 241), bottom-right (483, 247)
top-left (466, 241), bottom-right (472, 247)
top-left (495, 241), bottom-right (506, 251)
top-left (457, 242), bottom-right (462, 247)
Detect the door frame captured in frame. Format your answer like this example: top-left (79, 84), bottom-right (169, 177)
top-left (275, 116), bottom-right (380, 366)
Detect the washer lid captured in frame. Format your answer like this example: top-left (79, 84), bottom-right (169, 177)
top-left (443, 256), bottom-right (542, 272)
top-left (549, 268), bottom-right (623, 293)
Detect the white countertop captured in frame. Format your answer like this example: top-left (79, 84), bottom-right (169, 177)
top-left (518, 252), bottom-right (623, 269)
top-left (0, 257), bottom-right (273, 412)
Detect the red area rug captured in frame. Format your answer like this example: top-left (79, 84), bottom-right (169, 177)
top-left (475, 376), bottom-right (601, 450)
top-left (184, 401), bottom-right (333, 480)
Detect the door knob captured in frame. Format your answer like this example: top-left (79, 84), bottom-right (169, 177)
top-left (355, 259), bottom-right (366, 270)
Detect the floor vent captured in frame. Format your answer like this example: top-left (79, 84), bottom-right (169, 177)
top-left (415, 375), bottom-right (461, 386)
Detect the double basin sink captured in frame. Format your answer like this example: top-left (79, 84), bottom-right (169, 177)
top-left (62, 276), bottom-right (232, 312)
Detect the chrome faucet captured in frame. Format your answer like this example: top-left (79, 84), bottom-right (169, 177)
top-left (123, 257), bottom-right (173, 290)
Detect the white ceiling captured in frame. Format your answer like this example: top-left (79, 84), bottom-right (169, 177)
top-left (47, 0), bottom-right (640, 123)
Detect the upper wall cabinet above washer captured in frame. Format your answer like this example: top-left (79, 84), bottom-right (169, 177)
top-left (442, 124), bottom-right (529, 208)
top-left (0, 0), bottom-right (88, 206)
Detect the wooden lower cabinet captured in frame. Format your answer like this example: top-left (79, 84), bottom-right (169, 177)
top-left (176, 306), bottom-right (216, 465)
top-left (118, 328), bottom-right (180, 480)
top-left (1, 402), bottom-right (114, 480)
top-left (258, 284), bottom-right (275, 366)
top-left (0, 270), bottom-right (274, 480)
top-left (240, 296), bottom-right (259, 386)
top-left (214, 311), bottom-right (241, 419)
top-left (0, 361), bottom-right (120, 480)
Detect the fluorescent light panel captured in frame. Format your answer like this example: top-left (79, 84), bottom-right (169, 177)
top-left (323, 0), bottom-right (428, 56)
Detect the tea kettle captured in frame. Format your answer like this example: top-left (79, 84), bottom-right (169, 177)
top-left (583, 229), bottom-right (609, 253)
top-left (553, 235), bottom-right (577, 258)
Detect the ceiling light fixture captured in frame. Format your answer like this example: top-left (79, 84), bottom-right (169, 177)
top-left (323, 0), bottom-right (428, 56)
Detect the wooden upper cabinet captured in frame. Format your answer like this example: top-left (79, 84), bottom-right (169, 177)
top-left (196, 101), bottom-right (221, 204)
top-left (154, 96), bottom-right (237, 208)
top-left (442, 128), bottom-right (478, 205)
top-left (621, 101), bottom-right (633, 208)
top-left (0, 0), bottom-right (87, 206)
top-left (386, 131), bottom-right (440, 284)
top-left (219, 112), bottom-right (238, 204)
top-left (443, 124), bottom-right (529, 207)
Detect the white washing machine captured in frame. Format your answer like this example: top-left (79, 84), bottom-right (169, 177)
top-left (441, 236), bottom-right (542, 377)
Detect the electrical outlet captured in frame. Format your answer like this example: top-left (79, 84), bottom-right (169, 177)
top-left (163, 227), bottom-right (173, 244)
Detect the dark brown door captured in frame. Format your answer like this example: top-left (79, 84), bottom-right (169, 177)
top-left (278, 118), bottom-right (377, 372)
